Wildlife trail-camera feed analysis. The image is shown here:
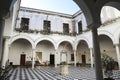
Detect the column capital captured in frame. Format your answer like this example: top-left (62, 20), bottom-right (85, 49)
top-left (32, 48), bottom-right (36, 50)
top-left (89, 47), bottom-right (93, 49)
top-left (55, 49), bottom-right (58, 51)
top-left (114, 44), bottom-right (119, 46)
top-left (73, 49), bottom-right (77, 52)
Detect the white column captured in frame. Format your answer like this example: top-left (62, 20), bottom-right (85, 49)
top-left (2, 38), bottom-right (10, 69)
top-left (32, 49), bottom-right (35, 69)
top-left (90, 48), bottom-right (94, 68)
top-left (74, 50), bottom-right (77, 67)
top-left (55, 50), bottom-right (57, 67)
top-left (115, 44), bottom-right (120, 69)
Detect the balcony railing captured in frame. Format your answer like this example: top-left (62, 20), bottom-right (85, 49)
top-left (15, 28), bottom-right (77, 36)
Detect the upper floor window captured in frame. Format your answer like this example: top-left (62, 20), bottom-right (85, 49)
top-left (43, 20), bottom-right (51, 33)
top-left (78, 21), bottom-right (82, 34)
top-left (20, 18), bottom-right (29, 31)
top-left (63, 23), bottom-right (69, 34)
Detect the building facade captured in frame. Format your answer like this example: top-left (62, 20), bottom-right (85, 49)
top-left (2, 6), bottom-right (120, 68)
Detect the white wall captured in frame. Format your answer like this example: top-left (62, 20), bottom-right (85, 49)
top-left (16, 9), bottom-right (73, 33)
top-left (74, 13), bottom-right (87, 33)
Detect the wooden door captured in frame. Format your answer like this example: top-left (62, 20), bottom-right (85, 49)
top-left (82, 55), bottom-right (86, 64)
top-left (50, 54), bottom-right (54, 65)
top-left (20, 54), bottom-right (26, 65)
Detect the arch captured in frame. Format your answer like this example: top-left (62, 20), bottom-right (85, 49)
top-left (35, 37), bottom-right (56, 49)
top-left (98, 30), bottom-right (115, 44)
top-left (103, 1), bottom-right (120, 11)
top-left (74, 0), bottom-right (120, 29)
top-left (74, 0), bottom-right (101, 28)
top-left (75, 36), bottom-right (91, 50)
top-left (9, 34), bottom-right (35, 48)
top-left (114, 27), bottom-right (120, 44)
top-left (56, 39), bottom-right (74, 50)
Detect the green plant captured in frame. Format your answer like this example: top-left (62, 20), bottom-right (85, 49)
top-left (25, 61), bottom-right (32, 66)
top-left (76, 62), bottom-right (80, 66)
top-left (101, 54), bottom-right (118, 78)
top-left (60, 61), bottom-right (67, 65)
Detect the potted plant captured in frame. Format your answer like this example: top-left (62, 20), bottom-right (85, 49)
top-left (60, 61), bottom-right (69, 75)
top-left (25, 61), bottom-right (32, 68)
top-left (101, 54), bottom-right (117, 80)
top-left (76, 62), bottom-right (80, 67)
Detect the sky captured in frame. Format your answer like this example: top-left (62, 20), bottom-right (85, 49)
top-left (20, 0), bottom-right (80, 15)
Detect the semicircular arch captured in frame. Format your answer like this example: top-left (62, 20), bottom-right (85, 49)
top-left (104, 1), bottom-right (120, 10)
top-left (98, 30), bottom-right (115, 44)
top-left (9, 35), bottom-right (35, 48)
top-left (114, 27), bottom-right (120, 44)
top-left (35, 37), bottom-right (56, 49)
top-left (56, 39), bottom-right (74, 50)
top-left (75, 36), bottom-right (91, 50)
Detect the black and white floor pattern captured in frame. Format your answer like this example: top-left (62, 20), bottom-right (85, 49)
top-left (8, 67), bottom-right (96, 80)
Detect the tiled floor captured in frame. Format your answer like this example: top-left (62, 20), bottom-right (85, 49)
top-left (8, 66), bottom-right (96, 80)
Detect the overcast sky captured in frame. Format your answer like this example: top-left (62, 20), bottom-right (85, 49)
top-left (20, 0), bottom-right (80, 15)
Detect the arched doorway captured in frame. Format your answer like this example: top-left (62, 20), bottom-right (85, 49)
top-left (9, 39), bottom-right (32, 66)
top-left (58, 41), bottom-right (74, 65)
top-left (98, 35), bottom-right (117, 62)
top-left (36, 40), bottom-right (55, 66)
top-left (76, 40), bottom-right (90, 67)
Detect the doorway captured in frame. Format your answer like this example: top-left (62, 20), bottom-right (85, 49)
top-left (20, 54), bottom-right (26, 65)
top-left (36, 52), bottom-right (42, 63)
top-left (82, 54), bottom-right (86, 64)
top-left (50, 54), bottom-right (54, 65)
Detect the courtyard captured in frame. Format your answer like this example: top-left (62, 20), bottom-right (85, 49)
top-left (8, 66), bottom-right (96, 80)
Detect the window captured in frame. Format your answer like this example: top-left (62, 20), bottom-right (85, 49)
top-left (20, 18), bottom-right (29, 31)
top-left (78, 21), bottom-right (82, 34)
top-left (71, 54), bottom-right (74, 61)
top-left (63, 23), bottom-right (69, 34)
top-left (43, 20), bottom-right (51, 33)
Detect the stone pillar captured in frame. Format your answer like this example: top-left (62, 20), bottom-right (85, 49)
top-left (0, 18), bottom-right (5, 67)
top-left (90, 48), bottom-right (94, 68)
top-left (92, 28), bottom-right (103, 80)
top-left (55, 50), bottom-right (58, 67)
top-left (32, 49), bottom-right (36, 69)
top-left (74, 50), bottom-right (77, 67)
top-left (2, 38), bottom-right (10, 68)
top-left (115, 44), bottom-right (120, 69)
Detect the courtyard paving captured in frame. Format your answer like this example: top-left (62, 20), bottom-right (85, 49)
top-left (8, 66), bottom-right (96, 80)
top-left (8, 66), bottom-right (120, 80)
